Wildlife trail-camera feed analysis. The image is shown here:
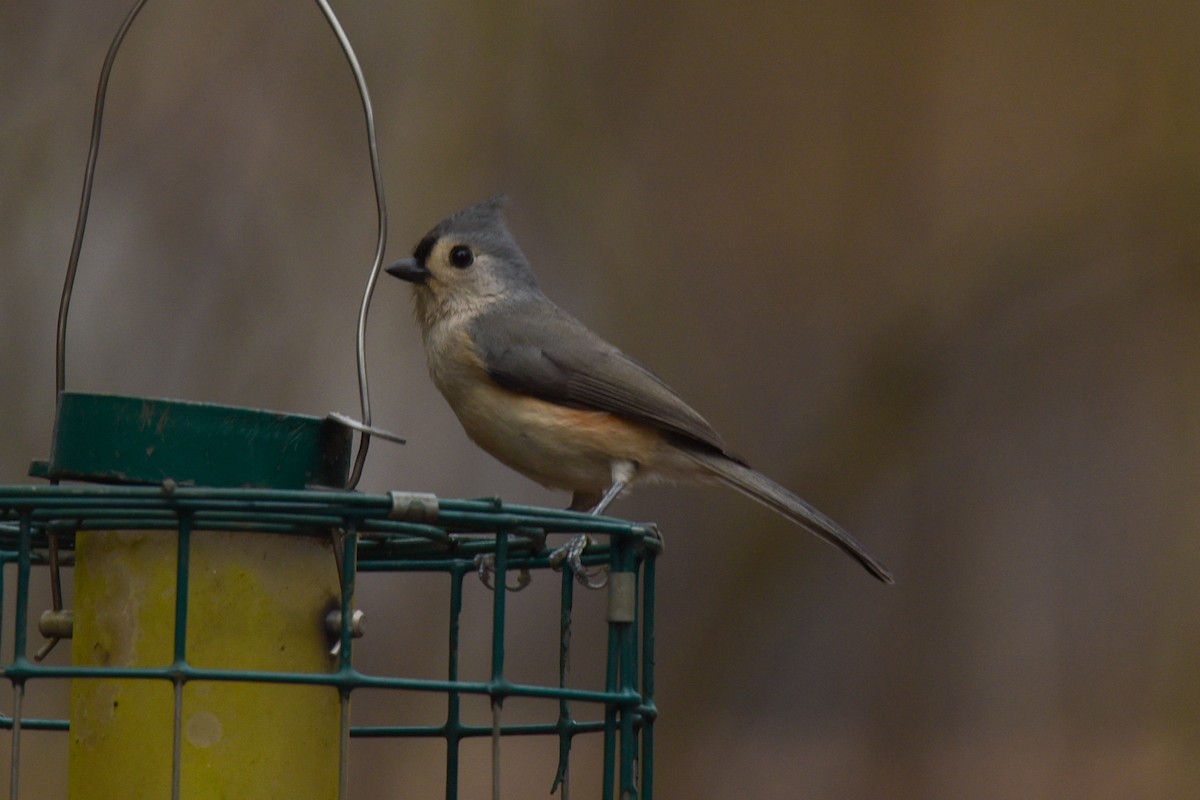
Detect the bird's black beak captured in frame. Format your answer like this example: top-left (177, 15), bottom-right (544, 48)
top-left (385, 257), bottom-right (429, 284)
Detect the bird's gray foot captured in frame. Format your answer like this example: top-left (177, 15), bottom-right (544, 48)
top-left (548, 535), bottom-right (608, 589)
top-left (473, 552), bottom-right (531, 592)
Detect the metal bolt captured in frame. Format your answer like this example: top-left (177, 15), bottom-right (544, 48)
top-left (325, 608), bottom-right (366, 639)
top-left (38, 609), bottom-right (74, 640)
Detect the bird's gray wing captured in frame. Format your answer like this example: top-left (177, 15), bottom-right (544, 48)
top-left (471, 300), bottom-right (732, 455)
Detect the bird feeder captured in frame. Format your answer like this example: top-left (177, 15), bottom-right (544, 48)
top-left (1, 3), bottom-right (659, 798)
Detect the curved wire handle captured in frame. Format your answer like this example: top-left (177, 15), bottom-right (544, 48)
top-left (314, 0), bottom-right (389, 488)
top-left (57, 0), bottom-right (390, 490)
top-left (56, 0), bottom-right (149, 398)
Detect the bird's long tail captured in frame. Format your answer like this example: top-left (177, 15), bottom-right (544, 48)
top-left (679, 448), bottom-right (894, 584)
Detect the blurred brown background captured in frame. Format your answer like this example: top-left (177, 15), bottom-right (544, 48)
top-left (3, 1), bottom-right (1199, 798)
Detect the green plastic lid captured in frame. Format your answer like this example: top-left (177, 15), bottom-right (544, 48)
top-left (30, 392), bottom-right (352, 490)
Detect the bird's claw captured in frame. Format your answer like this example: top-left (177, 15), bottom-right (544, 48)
top-left (548, 535), bottom-right (608, 589)
top-left (473, 553), bottom-right (531, 592)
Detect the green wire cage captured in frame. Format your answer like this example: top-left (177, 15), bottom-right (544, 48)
top-left (4, 2), bottom-right (662, 797)
top-left (0, 462), bottom-right (660, 799)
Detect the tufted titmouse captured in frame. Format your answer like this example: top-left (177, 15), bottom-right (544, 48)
top-left (386, 198), bottom-right (892, 584)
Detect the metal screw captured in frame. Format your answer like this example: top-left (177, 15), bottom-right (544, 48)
top-left (325, 608), bottom-right (366, 654)
top-left (37, 609), bottom-right (74, 640)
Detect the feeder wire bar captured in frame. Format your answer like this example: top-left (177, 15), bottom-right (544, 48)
top-left (489, 532), bottom-right (511, 800)
top-left (337, 524), bottom-right (359, 800)
top-left (552, 560), bottom-right (577, 798)
top-left (170, 512), bottom-right (194, 800)
top-left (640, 554), bottom-right (658, 800)
top-left (8, 510), bottom-right (34, 800)
top-left (443, 563), bottom-right (467, 800)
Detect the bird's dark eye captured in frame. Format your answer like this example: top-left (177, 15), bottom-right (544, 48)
top-left (449, 245), bottom-right (474, 269)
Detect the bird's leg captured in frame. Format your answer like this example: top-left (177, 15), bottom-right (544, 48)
top-left (550, 462), bottom-right (635, 589)
top-left (589, 477), bottom-right (629, 516)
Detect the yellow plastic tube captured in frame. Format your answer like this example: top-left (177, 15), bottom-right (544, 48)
top-left (69, 530), bottom-right (342, 799)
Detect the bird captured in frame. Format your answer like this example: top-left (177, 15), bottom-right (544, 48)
top-left (386, 197), bottom-right (893, 584)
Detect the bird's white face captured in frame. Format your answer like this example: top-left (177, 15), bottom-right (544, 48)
top-left (387, 198), bottom-right (541, 334)
top-left (408, 235), bottom-right (513, 330)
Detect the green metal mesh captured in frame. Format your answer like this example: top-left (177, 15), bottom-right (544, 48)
top-left (0, 485), bottom-right (660, 798)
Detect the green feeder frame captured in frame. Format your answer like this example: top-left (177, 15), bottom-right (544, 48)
top-left (7, 1), bottom-right (661, 797)
top-left (0, 484), bottom-right (661, 799)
